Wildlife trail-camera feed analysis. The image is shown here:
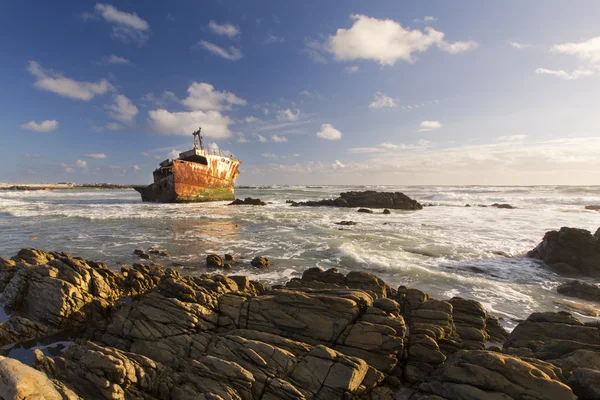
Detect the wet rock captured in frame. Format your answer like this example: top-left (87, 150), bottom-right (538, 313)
top-left (585, 205), bottom-right (600, 211)
top-left (358, 208), bottom-right (374, 213)
top-left (251, 256), bottom-right (270, 269)
top-left (383, 209), bottom-right (391, 214)
top-left (336, 221), bottom-right (358, 226)
top-left (294, 190), bottom-right (423, 210)
top-left (491, 203), bottom-right (516, 209)
top-left (568, 368), bottom-right (600, 399)
top-left (148, 247), bottom-right (169, 257)
top-left (528, 227), bottom-right (600, 278)
top-left (229, 197), bottom-right (267, 206)
top-left (206, 254), bottom-right (224, 268)
top-left (557, 280), bottom-right (600, 302)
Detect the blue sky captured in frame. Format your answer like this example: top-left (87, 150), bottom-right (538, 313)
top-left (1, 0), bottom-right (600, 185)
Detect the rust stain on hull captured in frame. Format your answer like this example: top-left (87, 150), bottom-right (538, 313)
top-left (135, 149), bottom-right (242, 203)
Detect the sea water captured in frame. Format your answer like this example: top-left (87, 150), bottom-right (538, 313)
top-left (0, 185), bottom-right (599, 328)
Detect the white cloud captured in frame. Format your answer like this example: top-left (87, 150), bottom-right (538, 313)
top-left (414, 16), bottom-right (438, 23)
top-left (244, 116), bottom-right (259, 123)
top-left (535, 68), bottom-right (594, 80)
top-left (133, 165), bottom-right (141, 171)
top-left (23, 153), bottom-right (41, 159)
top-left (271, 135), bottom-right (288, 143)
top-left (107, 55), bottom-right (131, 64)
top-left (255, 133), bottom-right (268, 142)
top-left (552, 36), bottom-right (600, 64)
top-left (141, 91), bottom-right (178, 106)
top-left (325, 14), bottom-right (478, 65)
top-left (237, 133), bottom-right (249, 143)
top-left (148, 109), bottom-right (232, 138)
top-left (182, 82), bottom-right (246, 111)
top-left (94, 3), bottom-right (150, 44)
top-left (316, 124), bottom-right (342, 140)
top-left (419, 120), bottom-right (442, 131)
top-left (304, 37), bottom-right (328, 63)
top-left (75, 160), bottom-right (87, 168)
top-left (265, 34), bottom-right (284, 44)
top-left (27, 61), bottom-right (114, 100)
top-left (263, 108), bottom-right (270, 115)
top-left (105, 94), bottom-right (138, 122)
top-left (510, 41), bottom-right (532, 50)
top-left (208, 21), bottom-right (240, 38)
top-left (85, 153), bottom-right (107, 159)
top-left (105, 122), bottom-right (123, 131)
top-left (198, 41), bottom-right (243, 61)
top-left (276, 108), bottom-right (300, 121)
top-left (369, 92), bottom-right (397, 109)
top-left (333, 160), bottom-right (345, 169)
top-left (20, 119), bottom-right (58, 133)
top-left (262, 153), bottom-right (279, 158)
top-left (345, 65), bottom-right (360, 73)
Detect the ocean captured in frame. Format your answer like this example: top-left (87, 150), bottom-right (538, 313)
top-left (1, 185), bottom-right (599, 329)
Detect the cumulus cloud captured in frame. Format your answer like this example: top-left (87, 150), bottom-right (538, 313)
top-left (271, 135), bottom-right (288, 143)
top-left (21, 119), bottom-right (58, 133)
top-left (208, 21), bottom-right (240, 38)
top-left (107, 55), bottom-right (131, 64)
top-left (414, 16), bottom-right (438, 23)
top-left (94, 3), bottom-right (150, 44)
top-left (369, 92), bottom-right (397, 109)
top-left (27, 61), bottom-right (114, 100)
top-left (75, 160), bottom-right (87, 168)
top-left (198, 40), bottom-right (243, 61)
top-left (85, 153), bottom-right (107, 159)
top-left (333, 160), bottom-right (345, 169)
top-left (182, 82), bottom-right (246, 111)
top-left (345, 65), bottom-right (360, 73)
top-left (105, 94), bottom-right (138, 122)
top-left (419, 120), bottom-right (442, 131)
top-left (148, 109), bottom-right (232, 138)
top-left (552, 36), bottom-right (600, 64)
top-left (304, 37), bottom-right (328, 63)
top-left (255, 134), bottom-right (268, 142)
top-left (276, 108), bottom-right (300, 121)
top-left (262, 153), bottom-right (279, 158)
top-left (244, 116), bottom-right (259, 123)
top-left (316, 124), bottom-right (342, 140)
top-left (237, 133), bottom-right (249, 143)
top-left (133, 165), bottom-right (141, 171)
top-left (324, 14), bottom-right (478, 65)
top-left (141, 91), bottom-right (179, 107)
top-left (535, 68), bottom-right (594, 80)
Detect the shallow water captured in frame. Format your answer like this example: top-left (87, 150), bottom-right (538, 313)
top-left (0, 185), bottom-right (599, 326)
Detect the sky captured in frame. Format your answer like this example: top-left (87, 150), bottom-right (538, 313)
top-left (1, 0), bottom-right (600, 185)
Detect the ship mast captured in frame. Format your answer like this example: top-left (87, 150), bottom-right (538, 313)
top-left (192, 127), bottom-right (204, 150)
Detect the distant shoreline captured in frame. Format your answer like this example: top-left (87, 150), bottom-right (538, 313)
top-left (0, 183), bottom-right (139, 191)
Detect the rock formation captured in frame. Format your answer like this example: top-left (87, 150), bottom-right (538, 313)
top-left (229, 197), bottom-right (267, 206)
top-left (528, 227), bottom-right (600, 277)
top-left (292, 191), bottom-right (423, 210)
top-left (557, 280), bottom-right (600, 302)
top-left (0, 248), bottom-right (598, 399)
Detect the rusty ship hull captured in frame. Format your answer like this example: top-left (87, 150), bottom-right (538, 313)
top-left (135, 148), bottom-right (241, 203)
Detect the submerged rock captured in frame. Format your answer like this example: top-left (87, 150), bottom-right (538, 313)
top-left (557, 280), bottom-right (600, 302)
top-left (336, 221), bottom-right (358, 226)
top-left (383, 209), bottom-right (391, 214)
top-left (528, 227), bottom-right (600, 277)
top-left (229, 197), bottom-right (267, 206)
top-left (491, 203), bottom-right (516, 209)
top-left (251, 256), bottom-right (270, 269)
top-left (294, 190), bottom-right (423, 210)
top-left (358, 208), bottom-right (373, 213)
top-left (586, 205), bottom-right (600, 211)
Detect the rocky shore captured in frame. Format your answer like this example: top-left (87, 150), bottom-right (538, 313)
top-left (0, 183), bottom-right (134, 191)
top-left (291, 191), bottom-right (423, 210)
top-left (0, 248), bottom-right (598, 399)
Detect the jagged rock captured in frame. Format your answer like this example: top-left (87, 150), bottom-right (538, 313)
top-left (383, 209), bottom-right (391, 214)
top-left (251, 256), bottom-right (270, 269)
top-left (148, 247), bottom-right (169, 257)
top-left (557, 280), bottom-right (600, 302)
top-left (336, 221), bottom-right (358, 226)
top-left (0, 355), bottom-right (80, 400)
top-left (528, 227), bottom-right (600, 277)
top-left (568, 368), bottom-right (600, 399)
top-left (294, 191), bottom-right (423, 210)
top-left (229, 197), bottom-right (267, 206)
top-left (585, 205), bottom-right (600, 211)
top-left (206, 254), bottom-right (224, 268)
top-left (416, 350), bottom-right (576, 400)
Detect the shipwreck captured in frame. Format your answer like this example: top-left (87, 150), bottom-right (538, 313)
top-left (134, 128), bottom-right (241, 203)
